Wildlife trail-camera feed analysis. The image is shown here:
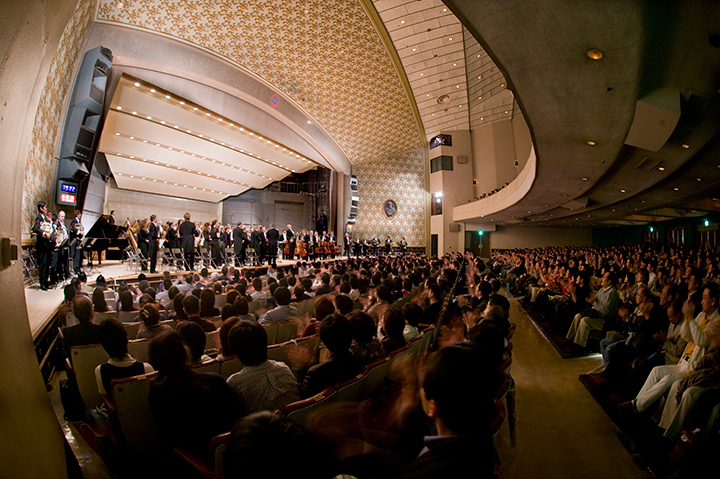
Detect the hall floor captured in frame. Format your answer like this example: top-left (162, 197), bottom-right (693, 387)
top-left (50, 296), bottom-right (650, 478)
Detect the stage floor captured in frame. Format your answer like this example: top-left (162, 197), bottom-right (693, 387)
top-left (26, 257), bottom-right (344, 340)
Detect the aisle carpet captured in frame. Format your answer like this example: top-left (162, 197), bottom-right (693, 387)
top-left (518, 301), bottom-right (593, 359)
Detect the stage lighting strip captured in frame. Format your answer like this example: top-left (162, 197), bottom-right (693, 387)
top-left (111, 132), bottom-right (273, 185)
top-left (118, 76), bottom-right (317, 169)
top-left (112, 106), bottom-right (302, 175)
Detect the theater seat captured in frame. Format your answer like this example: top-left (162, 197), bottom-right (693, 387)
top-left (214, 294), bottom-right (227, 309)
top-left (110, 372), bottom-right (162, 457)
top-left (118, 311), bottom-right (138, 323)
top-left (205, 330), bottom-right (219, 351)
top-left (361, 357), bottom-right (393, 397)
top-left (127, 339), bottom-right (151, 363)
top-left (70, 344), bottom-right (108, 412)
top-left (263, 323), bottom-right (279, 345)
top-left (219, 357), bottom-right (243, 379)
top-left (334, 372), bottom-right (367, 403)
top-left (191, 359), bottom-right (222, 375)
top-left (122, 322), bottom-right (140, 340)
top-left (173, 431), bottom-right (231, 479)
top-left (277, 386), bottom-right (337, 427)
top-left (275, 320), bottom-right (298, 344)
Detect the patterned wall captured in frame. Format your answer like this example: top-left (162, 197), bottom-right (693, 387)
top-left (22, 0), bottom-right (98, 233)
top-left (353, 148), bottom-right (426, 247)
top-left (95, 0), bottom-right (424, 164)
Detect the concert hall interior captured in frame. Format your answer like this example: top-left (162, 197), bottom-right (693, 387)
top-left (2, 0), bottom-right (720, 478)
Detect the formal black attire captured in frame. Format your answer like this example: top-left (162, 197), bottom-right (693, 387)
top-left (148, 221), bottom-right (159, 273)
top-left (385, 238), bottom-right (392, 255)
top-left (286, 228), bottom-right (295, 260)
top-left (220, 229), bottom-right (230, 264)
top-left (265, 227), bottom-right (280, 267)
top-left (69, 217), bottom-right (84, 273)
top-left (233, 226), bottom-right (247, 266)
top-left (344, 236), bottom-right (351, 257)
top-left (53, 219), bottom-right (70, 282)
top-left (62, 322), bottom-right (102, 359)
top-left (137, 228), bottom-right (150, 271)
top-left (178, 221), bottom-right (199, 270)
top-left (165, 225), bottom-right (178, 249)
top-left (32, 213), bottom-right (53, 290)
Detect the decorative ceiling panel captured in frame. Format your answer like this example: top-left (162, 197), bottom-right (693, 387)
top-left (96, 0), bottom-right (424, 164)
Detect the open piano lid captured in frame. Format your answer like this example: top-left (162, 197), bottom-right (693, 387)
top-left (86, 215), bottom-right (128, 239)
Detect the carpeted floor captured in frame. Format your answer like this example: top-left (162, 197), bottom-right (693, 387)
top-left (517, 299), bottom-right (594, 359)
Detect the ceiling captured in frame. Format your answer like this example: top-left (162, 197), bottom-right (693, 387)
top-left (98, 75), bottom-right (317, 202)
top-left (446, 0), bottom-right (720, 228)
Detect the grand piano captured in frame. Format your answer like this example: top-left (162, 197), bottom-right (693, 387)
top-left (83, 215), bottom-right (129, 264)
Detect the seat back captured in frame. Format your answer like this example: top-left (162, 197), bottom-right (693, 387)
top-left (190, 359), bottom-right (222, 375)
top-left (103, 290), bottom-right (116, 300)
top-left (279, 387), bottom-right (337, 427)
top-left (295, 299), bottom-right (309, 317)
top-left (205, 330), bottom-right (219, 351)
top-left (71, 343), bottom-right (108, 411)
top-left (275, 320), bottom-right (298, 344)
top-left (248, 299), bottom-right (264, 313)
top-left (160, 319), bottom-right (176, 330)
top-left (334, 373), bottom-right (367, 403)
top-left (220, 357), bottom-right (243, 379)
top-left (118, 311), bottom-right (138, 323)
top-left (409, 333), bottom-right (424, 355)
top-left (95, 311), bottom-right (119, 323)
top-left (122, 322), bottom-right (141, 340)
top-left (111, 372), bottom-right (163, 456)
top-left (419, 325), bottom-right (435, 353)
top-left (106, 300), bottom-right (118, 311)
top-left (361, 358), bottom-right (393, 397)
top-left (214, 294), bottom-right (227, 309)
top-left (263, 323), bottom-right (279, 345)
top-left (127, 339), bottom-right (151, 363)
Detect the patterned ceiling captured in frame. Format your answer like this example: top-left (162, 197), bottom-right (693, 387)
top-left (95, 0), bottom-right (425, 164)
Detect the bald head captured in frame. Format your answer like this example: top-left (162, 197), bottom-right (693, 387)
top-left (72, 295), bottom-right (94, 324)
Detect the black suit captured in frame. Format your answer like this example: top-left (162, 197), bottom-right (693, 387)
top-left (232, 226), bottom-right (247, 265)
top-left (265, 227), bottom-right (280, 267)
top-left (286, 229), bottom-right (295, 260)
top-left (179, 221), bottom-right (199, 270)
top-left (149, 221), bottom-right (159, 273)
top-left (69, 218), bottom-right (84, 272)
top-left (62, 322), bottom-right (102, 359)
top-left (32, 213), bottom-right (53, 289)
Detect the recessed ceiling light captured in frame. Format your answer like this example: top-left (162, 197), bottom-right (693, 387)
top-left (658, 166), bottom-right (665, 171)
top-left (193, 107), bottom-right (198, 111)
top-left (620, 189), bottom-right (626, 193)
top-left (501, 83), bottom-right (505, 87)
top-left (400, 20), bottom-right (405, 24)
top-left (146, 116), bottom-right (152, 119)
top-left (134, 82), bottom-right (140, 87)
top-left (150, 89), bottom-right (156, 93)
top-left (180, 101), bottom-right (185, 105)
top-left (116, 106), bottom-right (122, 110)
top-left (453, 63), bottom-right (457, 66)
top-left (456, 85), bottom-right (460, 88)
top-left (115, 132), bottom-right (120, 136)
top-left (129, 136), bottom-right (134, 139)
top-left (174, 125), bottom-right (179, 129)
top-left (161, 121), bottom-right (165, 124)
top-left (130, 156), bottom-right (134, 159)
top-left (156, 143), bottom-right (160, 146)
top-left (682, 144), bottom-right (690, 149)
top-left (459, 105), bottom-right (462, 108)
top-left (443, 8), bottom-right (447, 11)
top-left (480, 117), bottom-right (484, 120)
top-left (206, 113), bottom-right (211, 116)
top-left (165, 95), bottom-right (171, 99)
top-left (477, 54), bottom-right (480, 57)
top-left (697, 178), bottom-right (702, 181)
top-left (419, 73), bottom-right (424, 76)
top-left (141, 177), bottom-right (145, 180)
top-left (674, 187), bottom-right (680, 191)
top-left (229, 123), bottom-right (233, 127)
top-left (412, 48), bottom-right (416, 52)
top-left (586, 49), bottom-right (604, 60)
top-left (132, 111), bottom-right (137, 115)
top-left (129, 175), bottom-right (134, 178)
top-left (587, 141), bottom-right (596, 146)
top-left (448, 37), bottom-right (453, 41)
top-left (187, 129), bottom-right (191, 133)
top-left (117, 173), bottom-right (122, 176)
top-left (582, 177), bottom-right (589, 181)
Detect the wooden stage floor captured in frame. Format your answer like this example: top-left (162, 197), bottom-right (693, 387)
top-left (25, 257), bottom-right (342, 340)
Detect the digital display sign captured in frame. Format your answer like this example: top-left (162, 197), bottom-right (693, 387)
top-left (57, 180), bottom-right (78, 206)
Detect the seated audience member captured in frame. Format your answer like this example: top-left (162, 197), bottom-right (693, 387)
top-left (94, 317), bottom-right (153, 399)
top-left (467, 322), bottom-right (507, 370)
top-left (156, 279), bottom-right (173, 303)
top-left (421, 284), bottom-right (443, 326)
top-left (95, 275), bottom-right (108, 291)
top-left (148, 331), bottom-right (239, 457)
top-left (367, 284), bottom-right (393, 326)
top-left (200, 288), bottom-right (221, 318)
top-left (314, 273), bottom-right (333, 296)
top-left (137, 304), bottom-right (172, 340)
top-left (334, 294), bottom-right (354, 316)
top-left (117, 290), bottom-right (136, 312)
top-left (402, 303), bottom-right (422, 341)
top-left (182, 294), bottom-right (217, 332)
top-left (217, 316), bottom-right (242, 360)
top-left (299, 314), bottom-right (362, 398)
top-left (347, 311), bottom-right (386, 366)
top-left (223, 411), bottom-right (336, 479)
top-left (250, 277), bottom-right (266, 301)
top-left (92, 287), bottom-right (112, 313)
top-left (172, 292), bottom-right (187, 320)
top-left (226, 289), bottom-right (240, 307)
top-left (381, 309), bottom-right (407, 356)
top-left (293, 285), bottom-right (307, 303)
top-left (62, 295), bottom-right (102, 358)
top-left (177, 321), bottom-right (212, 365)
top-left (259, 287), bottom-right (298, 325)
top-left (395, 344), bottom-right (500, 479)
top-left (302, 296), bottom-right (336, 337)
top-left (233, 297), bottom-right (257, 322)
top-left (566, 272), bottom-right (620, 348)
top-left (222, 304), bottom-right (239, 320)
top-left (619, 283), bottom-right (720, 415)
top-left (226, 321), bottom-right (300, 415)
top-left (58, 285), bottom-right (77, 326)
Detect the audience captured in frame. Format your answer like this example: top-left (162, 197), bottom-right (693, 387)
top-left (182, 294), bottom-right (217, 332)
top-left (137, 304), bottom-right (172, 340)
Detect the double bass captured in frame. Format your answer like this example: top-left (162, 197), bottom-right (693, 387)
top-left (296, 240), bottom-right (307, 258)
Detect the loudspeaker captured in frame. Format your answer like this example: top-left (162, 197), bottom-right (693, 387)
top-left (624, 88), bottom-right (681, 152)
top-left (349, 175), bottom-right (358, 219)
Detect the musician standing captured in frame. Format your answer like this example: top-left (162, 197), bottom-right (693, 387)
top-left (286, 224), bottom-right (295, 260)
top-left (69, 210), bottom-right (84, 275)
top-left (399, 237), bottom-right (407, 255)
top-left (138, 219), bottom-right (150, 272)
top-left (148, 214), bottom-right (159, 274)
top-left (178, 213), bottom-right (198, 270)
top-left (266, 223), bottom-right (280, 268)
top-left (232, 222), bottom-right (247, 266)
top-left (344, 233), bottom-right (351, 258)
top-left (54, 210), bottom-right (71, 281)
top-left (32, 201), bottom-right (53, 290)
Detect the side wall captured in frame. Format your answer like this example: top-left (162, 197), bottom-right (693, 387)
top-left (491, 226), bottom-right (593, 249)
top-left (0, 0), bottom-right (99, 476)
top-left (353, 147), bottom-right (427, 247)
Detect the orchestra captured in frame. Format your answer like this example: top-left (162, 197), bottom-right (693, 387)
top-left (31, 203), bottom-right (410, 292)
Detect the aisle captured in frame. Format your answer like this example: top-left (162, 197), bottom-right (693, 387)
top-left (497, 298), bottom-right (649, 479)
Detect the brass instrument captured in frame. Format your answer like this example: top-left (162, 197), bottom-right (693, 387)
top-left (40, 218), bottom-right (53, 240)
top-left (55, 223), bottom-right (67, 248)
